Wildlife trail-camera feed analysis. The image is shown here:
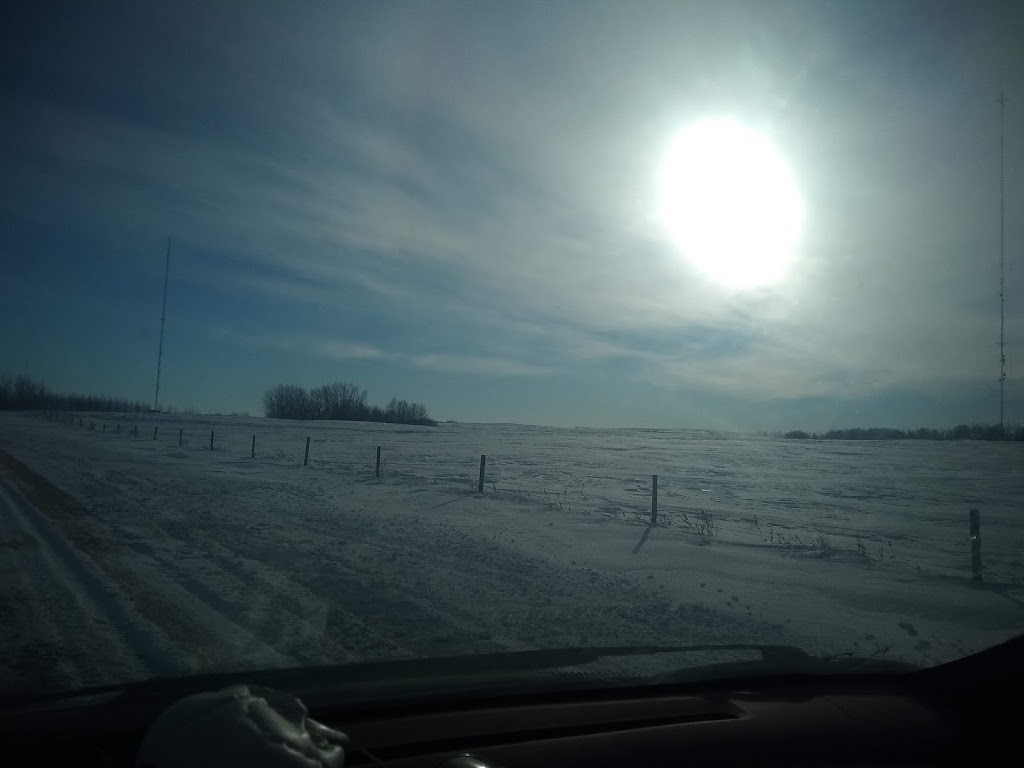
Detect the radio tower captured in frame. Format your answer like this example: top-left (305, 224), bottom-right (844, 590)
top-left (998, 93), bottom-right (1008, 433)
top-left (153, 237), bottom-right (171, 412)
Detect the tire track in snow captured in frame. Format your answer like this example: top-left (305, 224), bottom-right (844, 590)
top-left (0, 452), bottom-right (305, 675)
top-left (0, 463), bottom-right (178, 691)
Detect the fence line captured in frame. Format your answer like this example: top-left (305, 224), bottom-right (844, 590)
top-left (32, 410), bottom-right (1019, 582)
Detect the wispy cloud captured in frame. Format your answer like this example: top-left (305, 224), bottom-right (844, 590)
top-left (410, 354), bottom-right (550, 377)
top-left (313, 340), bottom-right (386, 361)
top-left (211, 327), bottom-right (386, 361)
top-left (214, 327), bottom-right (548, 377)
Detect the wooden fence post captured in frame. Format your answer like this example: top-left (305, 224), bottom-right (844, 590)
top-left (304, 437), bottom-right (311, 466)
top-left (375, 446), bottom-right (381, 478)
top-left (210, 430), bottom-right (214, 451)
top-left (153, 426), bottom-right (158, 440)
top-left (970, 509), bottom-right (982, 581)
top-left (179, 428), bottom-right (182, 446)
top-left (478, 454), bottom-right (486, 493)
top-left (651, 474), bottom-right (658, 526)
top-left (79, 417), bottom-right (83, 427)
top-left (251, 435), bottom-right (256, 459)
top-left (116, 423), bottom-right (120, 434)
top-left (102, 423), bottom-right (106, 433)
top-left (133, 424), bottom-right (137, 437)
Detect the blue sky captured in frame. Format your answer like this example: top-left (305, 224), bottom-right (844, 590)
top-left (1, 0), bottom-right (1022, 430)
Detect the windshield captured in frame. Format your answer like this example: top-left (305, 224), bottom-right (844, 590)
top-left (1, 0), bottom-right (1023, 700)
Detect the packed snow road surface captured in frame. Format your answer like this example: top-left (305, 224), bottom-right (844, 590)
top-left (1, 412), bottom-right (1022, 694)
top-left (0, 459), bottom-right (168, 692)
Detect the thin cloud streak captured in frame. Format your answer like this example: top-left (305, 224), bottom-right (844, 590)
top-left (213, 327), bottom-right (548, 378)
top-left (410, 354), bottom-right (551, 377)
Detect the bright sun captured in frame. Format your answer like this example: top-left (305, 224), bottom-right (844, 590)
top-left (658, 118), bottom-right (803, 289)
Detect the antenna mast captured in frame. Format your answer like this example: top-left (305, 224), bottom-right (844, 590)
top-left (154, 237), bottom-right (171, 412)
top-left (998, 93), bottom-right (1008, 432)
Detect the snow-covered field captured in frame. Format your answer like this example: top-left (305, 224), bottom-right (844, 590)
top-left (1, 410), bottom-right (1022, 694)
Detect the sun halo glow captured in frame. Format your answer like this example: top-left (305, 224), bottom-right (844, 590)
top-left (658, 118), bottom-right (803, 289)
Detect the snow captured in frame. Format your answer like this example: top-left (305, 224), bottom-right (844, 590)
top-left (1, 411), bottom-right (1023, 694)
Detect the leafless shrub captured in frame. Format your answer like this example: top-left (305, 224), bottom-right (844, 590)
top-left (694, 510), bottom-right (718, 538)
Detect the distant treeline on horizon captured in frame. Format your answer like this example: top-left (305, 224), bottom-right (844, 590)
top-left (780, 424), bottom-right (1024, 441)
top-left (263, 381), bottom-right (437, 426)
top-left (0, 373), bottom-right (149, 413)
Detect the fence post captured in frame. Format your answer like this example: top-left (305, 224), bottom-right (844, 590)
top-left (79, 417), bottom-right (83, 427)
top-left (102, 423), bottom-right (106, 433)
top-left (179, 428), bottom-right (183, 446)
top-left (970, 509), bottom-right (982, 581)
top-left (251, 435), bottom-right (256, 459)
top-left (375, 446), bottom-right (381, 478)
top-left (304, 437), bottom-right (311, 466)
top-left (210, 430), bottom-right (214, 451)
top-left (133, 424), bottom-right (137, 437)
top-left (153, 426), bottom-right (158, 440)
top-left (651, 474), bottom-right (658, 526)
top-left (116, 423), bottom-right (120, 434)
top-left (478, 454), bottom-right (486, 493)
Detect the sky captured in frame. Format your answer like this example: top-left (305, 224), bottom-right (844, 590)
top-left (1, 0), bottom-right (1023, 431)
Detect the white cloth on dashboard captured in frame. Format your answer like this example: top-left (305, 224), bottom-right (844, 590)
top-left (136, 685), bottom-right (347, 768)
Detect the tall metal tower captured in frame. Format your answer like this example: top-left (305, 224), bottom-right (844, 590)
top-left (998, 94), bottom-right (1008, 432)
top-left (153, 237), bottom-right (171, 412)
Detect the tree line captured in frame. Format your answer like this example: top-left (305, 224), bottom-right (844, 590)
top-left (263, 381), bottom-right (437, 426)
top-left (0, 373), bottom-right (149, 413)
top-left (782, 424), bottom-right (1024, 441)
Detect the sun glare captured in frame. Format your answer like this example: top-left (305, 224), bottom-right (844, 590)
top-left (658, 118), bottom-right (803, 289)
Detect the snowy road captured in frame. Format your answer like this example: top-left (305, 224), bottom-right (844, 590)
top-left (0, 459), bottom-right (161, 693)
